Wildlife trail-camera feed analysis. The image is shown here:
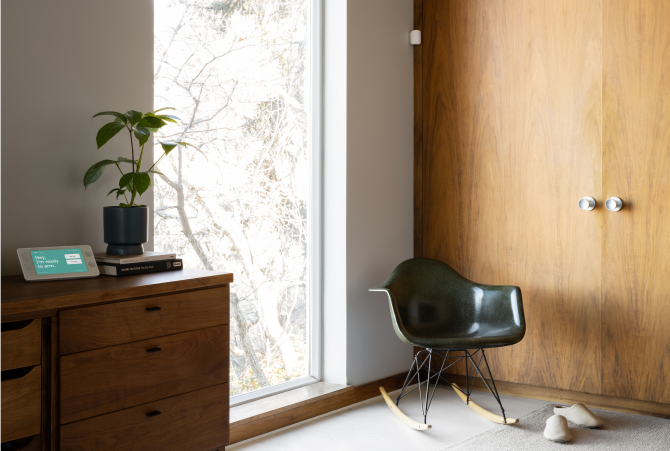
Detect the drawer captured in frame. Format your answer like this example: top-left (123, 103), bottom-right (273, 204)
top-left (2, 319), bottom-right (41, 370)
top-left (60, 286), bottom-right (229, 354)
top-left (1, 366), bottom-right (41, 443)
top-left (61, 383), bottom-right (228, 451)
top-left (0, 435), bottom-right (41, 451)
top-left (61, 325), bottom-right (228, 424)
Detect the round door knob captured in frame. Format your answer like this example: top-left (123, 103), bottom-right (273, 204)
top-left (578, 196), bottom-right (596, 211)
top-left (606, 197), bottom-right (623, 212)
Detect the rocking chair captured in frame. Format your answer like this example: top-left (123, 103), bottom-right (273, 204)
top-left (370, 258), bottom-right (526, 430)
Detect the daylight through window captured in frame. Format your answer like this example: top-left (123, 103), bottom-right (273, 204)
top-left (154, 0), bottom-right (315, 399)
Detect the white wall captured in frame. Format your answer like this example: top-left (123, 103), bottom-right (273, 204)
top-left (323, 0), bottom-right (414, 386)
top-left (1, 0), bottom-right (154, 276)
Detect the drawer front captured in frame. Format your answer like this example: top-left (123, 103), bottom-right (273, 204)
top-left (61, 383), bottom-right (228, 451)
top-left (2, 319), bottom-right (41, 370)
top-left (1, 435), bottom-right (41, 451)
top-left (61, 325), bottom-right (228, 424)
top-left (1, 366), bottom-right (41, 442)
top-left (60, 286), bottom-right (229, 355)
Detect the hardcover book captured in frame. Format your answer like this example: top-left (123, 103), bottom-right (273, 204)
top-left (94, 251), bottom-right (177, 265)
top-left (97, 259), bottom-right (183, 277)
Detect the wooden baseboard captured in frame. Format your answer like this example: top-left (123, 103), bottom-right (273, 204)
top-left (444, 374), bottom-right (670, 419)
top-left (229, 373), bottom-right (407, 444)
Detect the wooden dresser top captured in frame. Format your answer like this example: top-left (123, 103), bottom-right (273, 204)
top-left (1, 269), bottom-right (233, 322)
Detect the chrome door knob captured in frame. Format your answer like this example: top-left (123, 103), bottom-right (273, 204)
top-left (578, 196), bottom-right (596, 211)
top-left (606, 197), bottom-right (623, 212)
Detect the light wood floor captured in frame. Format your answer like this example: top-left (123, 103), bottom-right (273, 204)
top-left (228, 386), bottom-right (548, 451)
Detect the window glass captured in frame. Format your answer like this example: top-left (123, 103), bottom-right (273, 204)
top-left (154, 0), bottom-right (310, 397)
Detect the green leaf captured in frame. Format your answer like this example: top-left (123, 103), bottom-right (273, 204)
top-left (178, 141), bottom-right (208, 161)
top-left (148, 113), bottom-right (179, 123)
top-left (137, 115), bottom-right (166, 129)
top-left (119, 172), bottom-right (134, 190)
top-left (147, 170), bottom-right (164, 176)
top-left (117, 157), bottom-right (136, 165)
top-left (92, 111), bottom-right (128, 124)
top-left (160, 141), bottom-right (179, 154)
top-left (83, 159), bottom-right (117, 188)
top-left (125, 110), bottom-right (143, 126)
top-left (153, 107), bottom-right (175, 113)
top-left (106, 188), bottom-right (127, 200)
top-left (95, 121), bottom-right (126, 149)
top-left (133, 172), bottom-right (151, 195)
top-left (119, 203), bottom-right (130, 208)
top-left (147, 127), bottom-right (160, 133)
top-left (134, 127), bottom-right (151, 147)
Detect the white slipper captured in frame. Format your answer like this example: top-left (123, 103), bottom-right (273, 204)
top-left (544, 414), bottom-right (572, 443)
top-left (554, 403), bottom-right (604, 428)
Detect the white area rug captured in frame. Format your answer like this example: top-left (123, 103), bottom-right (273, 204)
top-left (441, 404), bottom-right (670, 450)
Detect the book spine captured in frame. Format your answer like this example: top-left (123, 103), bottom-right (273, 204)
top-left (98, 260), bottom-right (183, 277)
top-left (116, 254), bottom-right (176, 264)
top-left (95, 254), bottom-right (177, 264)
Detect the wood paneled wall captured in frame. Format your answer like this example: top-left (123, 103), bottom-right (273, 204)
top-left (416, 0), bottom-right (670, 404)
top-left (602, 0), bottom-right (670, 404)
top-left (417, 0), bottom-right (603, 394)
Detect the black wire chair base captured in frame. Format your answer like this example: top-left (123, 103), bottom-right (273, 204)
top-left (395, 348), bottom-right (508, 424)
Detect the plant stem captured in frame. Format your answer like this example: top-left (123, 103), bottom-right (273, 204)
top-left (147, 153), bottom-right (166, 172)
top-left (127, 143), bottom-right (147, 207)
top-left (115, 163), bottom-right (131, 205)
top-left (137, 143), bottom-right (145, 172)
top-left (129, 129), bottom-right (136, 173)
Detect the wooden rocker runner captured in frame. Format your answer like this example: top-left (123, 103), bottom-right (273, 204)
top-left (371, 258), bottom-right (526, 429)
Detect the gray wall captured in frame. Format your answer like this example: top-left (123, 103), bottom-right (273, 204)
top-left (1, 0), bottom-right (154, 276)
top-left (324, 0), bottom-right (414, 385)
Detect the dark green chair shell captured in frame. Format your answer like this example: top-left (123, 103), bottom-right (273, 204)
top-left (370, 258), bottom-right (525, 350)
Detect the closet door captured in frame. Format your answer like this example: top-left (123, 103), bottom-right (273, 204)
top-left (419, 0), bottom-right (603, 392)
top-left (602, 0), bottom-right (670, 403)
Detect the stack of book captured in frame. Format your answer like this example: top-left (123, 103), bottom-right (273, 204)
top-left (94, 251), bottom-right (183, 277)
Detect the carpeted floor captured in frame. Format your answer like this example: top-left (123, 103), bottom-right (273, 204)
top-left (441, 404), bottom-right (670, 451)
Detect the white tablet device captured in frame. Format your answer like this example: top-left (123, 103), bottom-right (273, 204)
top-left (17, 245), bottom-right (100, 282)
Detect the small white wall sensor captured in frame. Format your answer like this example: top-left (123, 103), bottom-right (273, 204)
top-left (410, 30), bottom-right (421, 45)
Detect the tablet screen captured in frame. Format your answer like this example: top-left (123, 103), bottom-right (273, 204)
top-left (30, 248), bottom-right (87, 275)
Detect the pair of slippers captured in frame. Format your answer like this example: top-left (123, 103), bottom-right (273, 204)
top-left (544, 403), bottom-right (604, 443)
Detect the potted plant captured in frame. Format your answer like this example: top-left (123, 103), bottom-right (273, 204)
top-left (84, 108), bottom-right (195, 255)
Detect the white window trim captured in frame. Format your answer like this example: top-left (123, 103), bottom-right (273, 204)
top-left (229, 0), bottom-right (324, 406)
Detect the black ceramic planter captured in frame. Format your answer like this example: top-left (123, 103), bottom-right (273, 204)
top-left (103, 206), bottom-right (148, 255)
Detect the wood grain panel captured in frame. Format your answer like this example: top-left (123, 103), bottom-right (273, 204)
top-left (1, 270), bottom-right (233, 322)
top-left (61, 383), bottom-right (228, 451)
top-left (421, 0), bottom-right (603, 392)
top-left (414, 0), bottom-right (424, 258)
top-left (1, 319), bottom-right (41, 370)
top-left (60, 286), bottom-right (229, 354)
top-left (60, 325), bottom-right (228, 425)
top-left (602, 0), bottom-right (670, 403)
top-left (0, 435), bottom-right (42, 451)
top-left (1, 366), bottom-right (42, 442)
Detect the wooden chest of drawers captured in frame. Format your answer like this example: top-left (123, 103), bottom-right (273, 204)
top-left (1, 270), bottom-right (232, 451)
top-left (1, 319), bottom-right (43, 446)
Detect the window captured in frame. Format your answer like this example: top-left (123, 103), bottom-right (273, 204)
top-left (154, 0), bottom-right (321, 403)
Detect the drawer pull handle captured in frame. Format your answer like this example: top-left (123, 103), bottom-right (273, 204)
top-left (146, 410), bottom-right (162, 418)
top-left (146, 347), bottom-right (162, 353)
top-left (1, 366), bottom-right (35, 382)
top-left (146, 306), bottom-right (162, 312)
